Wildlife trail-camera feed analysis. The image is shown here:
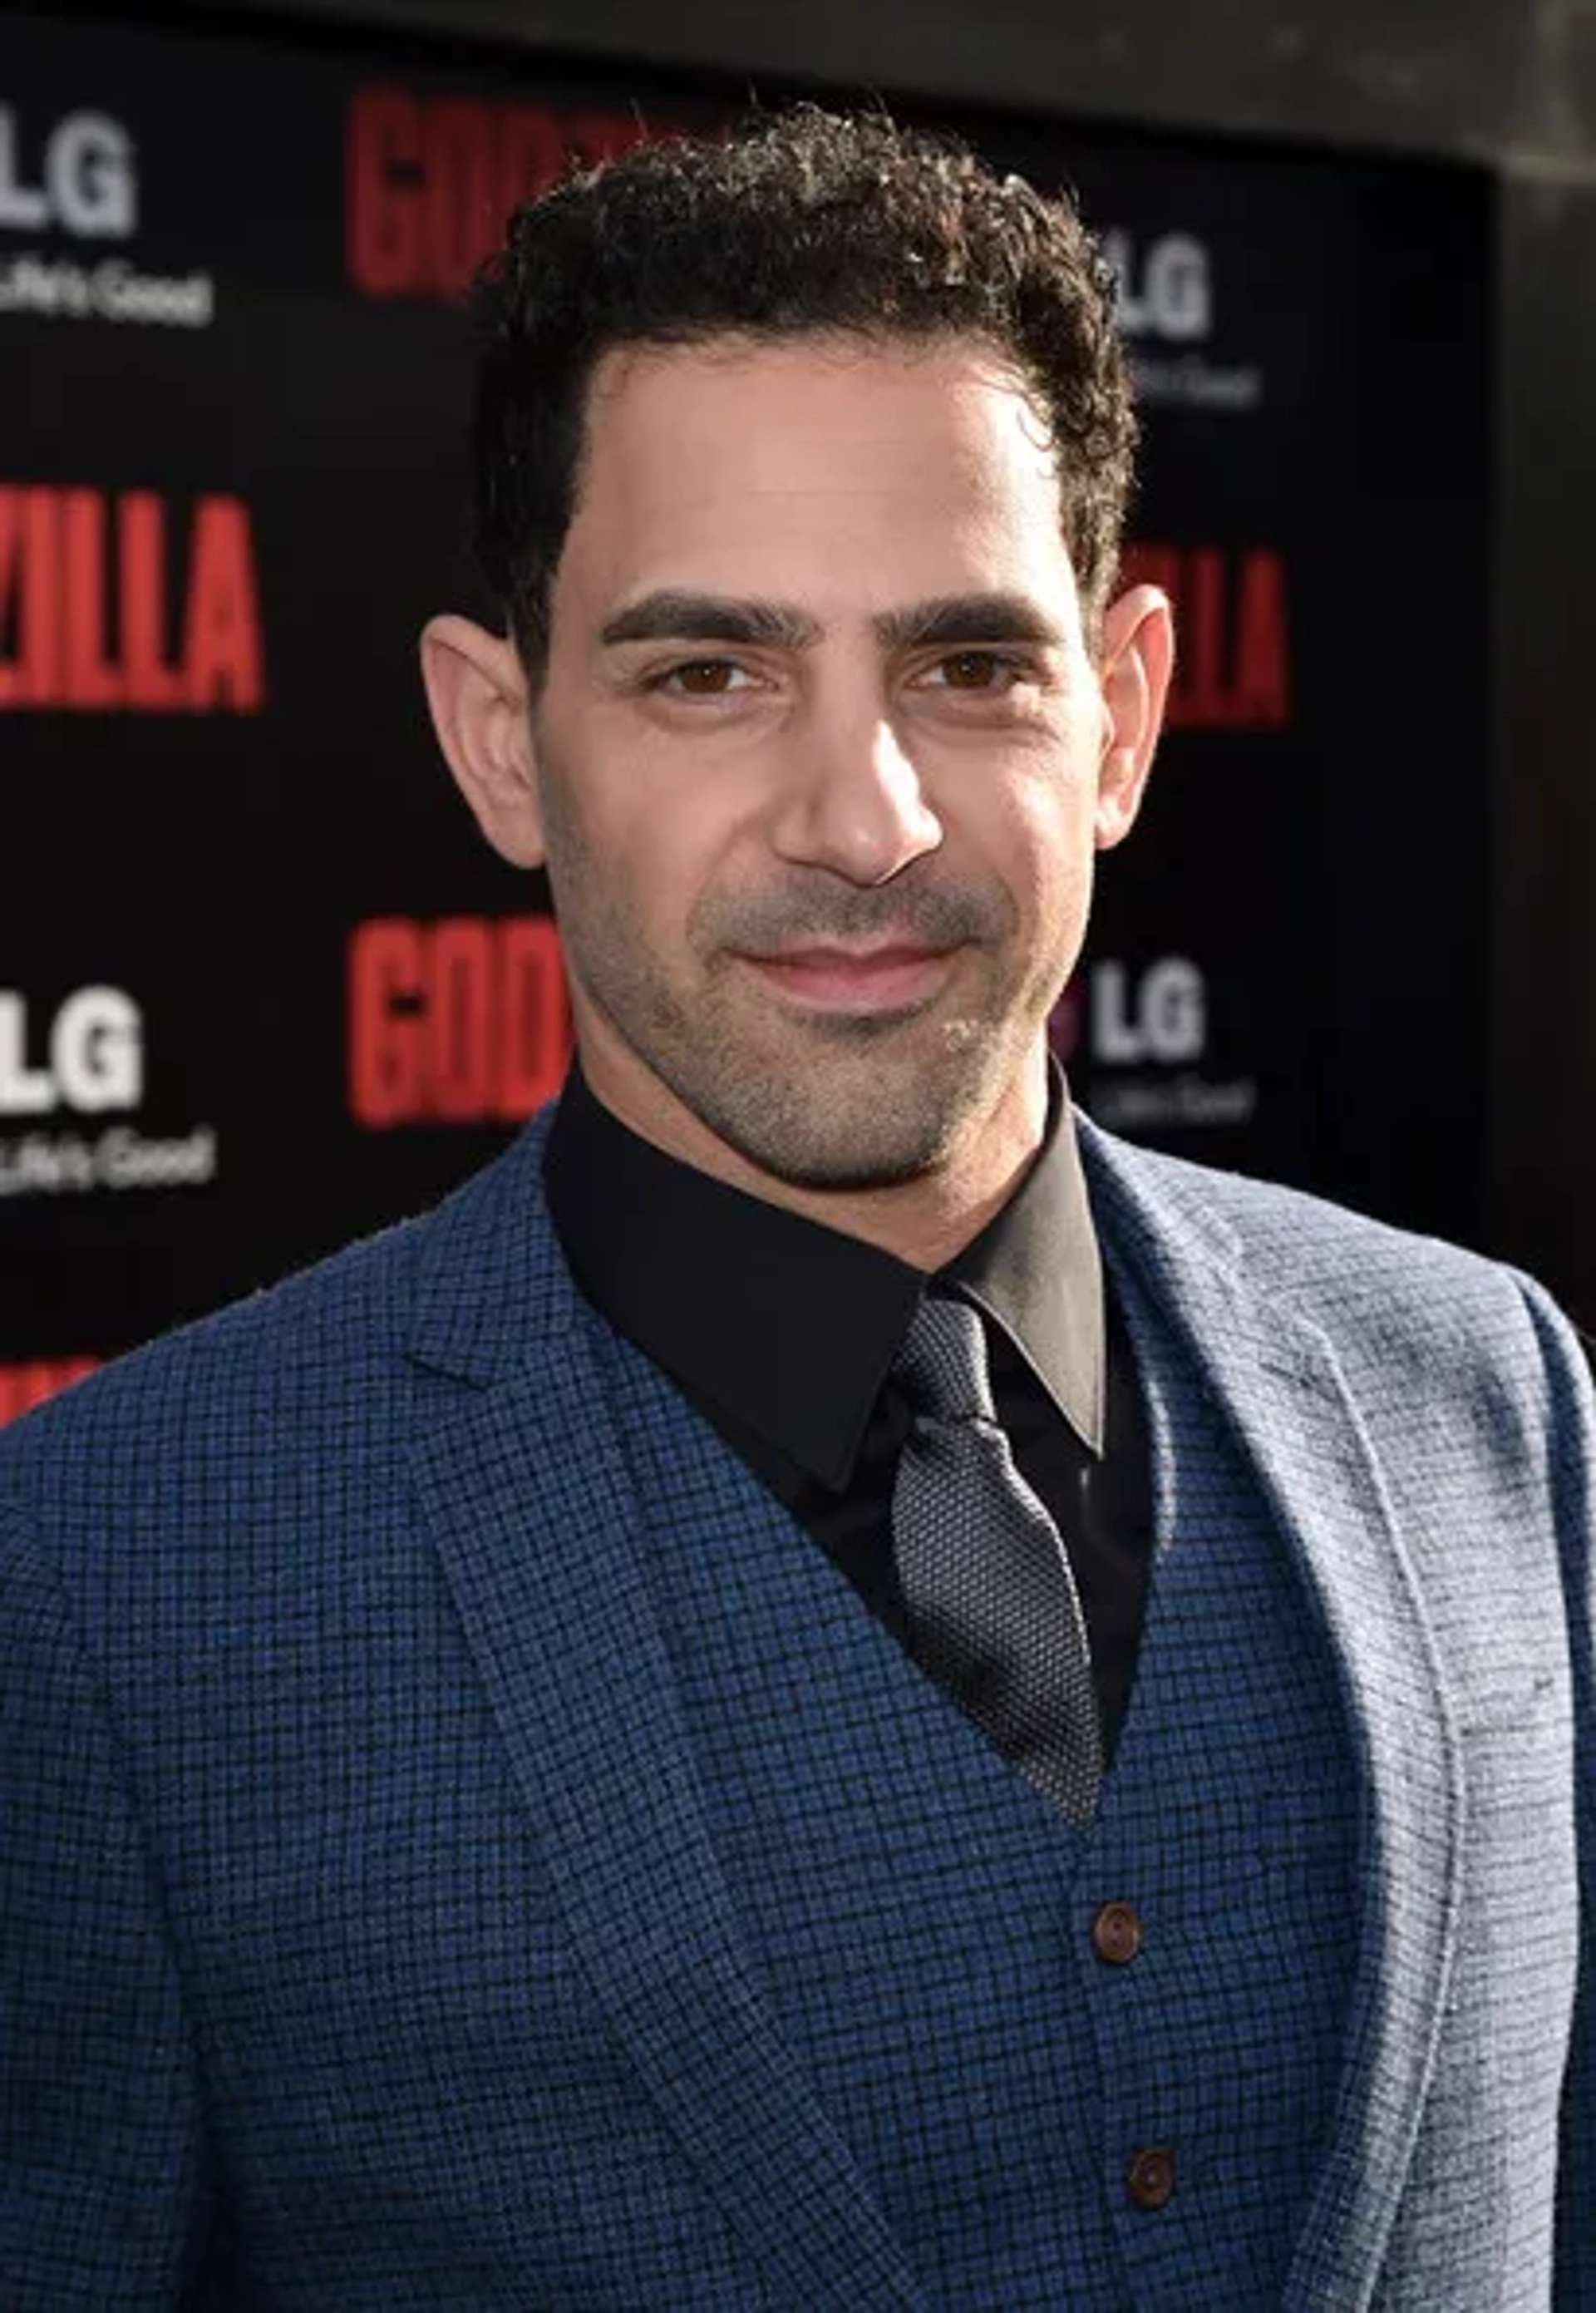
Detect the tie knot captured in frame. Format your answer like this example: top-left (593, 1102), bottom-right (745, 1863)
top-left (894, 1294), bottom-right (995, 1426)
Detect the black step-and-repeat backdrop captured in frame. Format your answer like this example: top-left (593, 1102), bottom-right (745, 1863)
top-left (2, 8), bottom-right (1491, 1418)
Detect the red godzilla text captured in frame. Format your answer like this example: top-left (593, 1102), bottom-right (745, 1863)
top-left (348, 915), bottom-right (574, 1127)
top-left (1121, 544), bottom-right (1290, 732)
top-left (347, 89), bottom-right (666, 299)
top-left (0, 487), bottom-right (264, 712)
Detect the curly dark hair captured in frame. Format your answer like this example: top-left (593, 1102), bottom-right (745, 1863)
top-left (470, 105), bottom-right (1137, 681)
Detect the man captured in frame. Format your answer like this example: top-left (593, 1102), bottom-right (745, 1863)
top-left (2, 107), bottom-right (1590, 2311)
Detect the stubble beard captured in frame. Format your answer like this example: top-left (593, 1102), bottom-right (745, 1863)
top-left (585, 959), bottom-right (1032, 1191)
top-left (540, 803), bottom-right (1050, 1191)
top-left (632, 987), bottom-right (1023, 1191)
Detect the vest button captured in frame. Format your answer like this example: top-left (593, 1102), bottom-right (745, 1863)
top-left (1091, 1900), bottom-right (1144, 1965)
top-left (1126, 2146), bottom-right (1176, 2211)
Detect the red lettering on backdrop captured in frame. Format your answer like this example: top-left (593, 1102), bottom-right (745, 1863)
top-left (63, 491), bottom-right (121, 709)
top-left (0, 1357), bottom-right (100, 1426)
top-left (346, 89), bottom-right (423, 298)
top-left (421, 100), bottom-right (497, 303)
top-left (0, 487), bottom-right (264, 712)
top-left (183, 498), bottom-right (264, 711)
top-left (1231, 552), bottom-right (1289, 727)
top-left (121, 493), bottom-right (187, 709)
top-left (427, 915), bottom-right (497, 1122)
top-left (346, 87), bottom-right (662, 299)
top-left (347, 915), bottom-right (574, 1127)
top-left (1121, 543), bottom-right (1291, 732)
top-left (0, 488), bottom-right (60, 707)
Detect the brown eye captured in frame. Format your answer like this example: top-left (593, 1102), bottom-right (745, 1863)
top-left (938, 651), bottom-right (1009, 689)
top-left (666, 659), bottom-right (741, 695)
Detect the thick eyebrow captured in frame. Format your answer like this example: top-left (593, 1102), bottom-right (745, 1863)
top-left (598, 591), bottom-right (822, 651)
top-left (598, 587), bottom-right (1066, 657)
top-left (874, 593), bottom-right (1067, 653)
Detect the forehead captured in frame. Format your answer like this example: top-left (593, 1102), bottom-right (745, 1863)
top-left (558, 333), bottom-right (1076, 619)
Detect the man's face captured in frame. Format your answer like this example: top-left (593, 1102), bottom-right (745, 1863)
top-left (442, 334), bottom-right (1165, 1199)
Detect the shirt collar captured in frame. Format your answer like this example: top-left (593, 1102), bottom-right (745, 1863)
top-left (544, 1059), bottom-right (1106, 1492)
top-left (946, 1073), bottom-right (1105, 1454)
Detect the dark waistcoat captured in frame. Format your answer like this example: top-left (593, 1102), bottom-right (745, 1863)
top-left (610, 1251), bottom-right (1362, 2310)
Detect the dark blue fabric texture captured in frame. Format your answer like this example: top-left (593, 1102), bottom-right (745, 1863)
top-left (1, 1107), bottom-right (1591, 2309)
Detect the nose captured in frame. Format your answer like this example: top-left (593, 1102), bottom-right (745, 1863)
top-left (769, 703), bottom-right (943, 886)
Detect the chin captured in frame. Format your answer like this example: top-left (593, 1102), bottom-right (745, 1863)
top-left (635, 1009), bottom-right (1026, 1193)
top-left (700, 1087), bottom-right (966, 1196)
top-left (751, 1142), bottom-right (946, 1195)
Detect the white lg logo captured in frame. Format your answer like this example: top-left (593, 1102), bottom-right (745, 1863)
top-left (1101, 229), bottom-right (1213, 344)
top-left (0, 989), bottom-right (144, 1115)
top-left (0, 108), bottom-right (137, 239)
top-left (1093, 960), bottom-right (1207, 1065)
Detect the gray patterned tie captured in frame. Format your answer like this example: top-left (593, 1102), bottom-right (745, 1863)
top-left (890, 1292), bottom-right (1103, 1824)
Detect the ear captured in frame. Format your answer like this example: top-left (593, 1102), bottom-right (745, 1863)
top-left (419, 614), bottom-right (546, 869)
top-left (1093, 583), bottom-right (1175, 851)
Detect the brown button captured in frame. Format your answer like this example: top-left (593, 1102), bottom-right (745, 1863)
top-left (1091, 1901), bottom-right (1144, 1965)
top-left (1126, 2147), bottom-right (1176, 2212)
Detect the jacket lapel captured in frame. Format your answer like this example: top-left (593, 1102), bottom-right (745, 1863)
top-left (1079, 1117), bottom-right (1467, 2310)
top-left (404, 1120), bottom-right (925, 2312)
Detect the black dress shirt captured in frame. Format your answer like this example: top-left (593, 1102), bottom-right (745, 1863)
top-left (544, 1066), bottom-right (1155, 1761)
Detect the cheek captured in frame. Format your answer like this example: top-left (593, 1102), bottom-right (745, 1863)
top-left (978, 759), bottom-right (1097, 917)
top-left (548, 701), bottom-right (749, 867)
top-left (547, 780), bottom-right (716, 964)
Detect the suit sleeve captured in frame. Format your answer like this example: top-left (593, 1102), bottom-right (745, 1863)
top-left (0, 1501), bottom-right (212, 2308)
top-left (1516, 1285), bottom-right (1596, 2306)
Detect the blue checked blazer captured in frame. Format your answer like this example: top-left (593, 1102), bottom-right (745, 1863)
top-left (2, 1110), bottom-right (1592, 2309)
